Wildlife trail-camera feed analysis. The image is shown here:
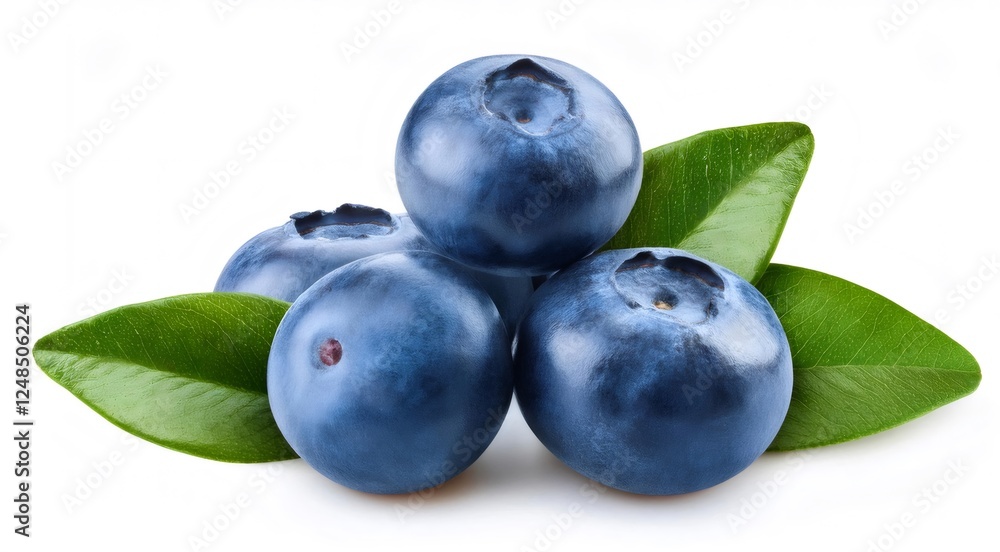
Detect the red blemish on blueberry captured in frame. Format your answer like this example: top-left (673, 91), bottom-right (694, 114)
top-left (319, 339), bottom-right (343, 366)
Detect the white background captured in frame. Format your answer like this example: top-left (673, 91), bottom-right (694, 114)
top-left (2, 1), bottom-right (998, 551)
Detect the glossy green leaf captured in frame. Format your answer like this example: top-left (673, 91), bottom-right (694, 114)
top-left (33, 293), bottom-right (297, 463)
top-left (604, 122), bottom-right (814, 282)
top-left (757, 265), bottom-right (981, 451)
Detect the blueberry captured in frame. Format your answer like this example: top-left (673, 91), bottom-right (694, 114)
top-left (513, 248), bottom-right (793, 495)
top-left (214, 203), bottom-right (533, 334)
top-left (215, 204), bottom-right (418, 302)
top-left (267, 251), bottom-right (513, 494)
top-left (396, 55), bottom-right (643, 276)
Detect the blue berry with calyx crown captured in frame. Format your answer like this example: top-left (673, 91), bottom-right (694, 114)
top-left (215, 204), bottom-right (422, 303)
top-left (214, 203), bottom-right (533, 333)
top-left (513, 248), bottom-right (793, 495)
top-left (395, 54), bottom-right (643, 276)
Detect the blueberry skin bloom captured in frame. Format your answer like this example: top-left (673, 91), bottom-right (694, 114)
top-left (268, 251), bottom-right (513, 494)
top-left (214, 203), bottom-right (533, 333)
top-left (396, 55), bottom-right (643, 276)
top-left (514, 248), bottom-right (793, 495)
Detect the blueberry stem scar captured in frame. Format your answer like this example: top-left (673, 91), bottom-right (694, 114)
top-left (482, 58), bottom-right (577, 136)
top-left (292, 204), bottom-right (394, 236)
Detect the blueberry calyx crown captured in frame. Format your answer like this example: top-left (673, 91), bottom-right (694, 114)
top-left (613, 251), bottom-right (724, 324)
top-left (482, 58), bottom-right (578, 136)
top-left (290, 204), bottom-right (396, 239)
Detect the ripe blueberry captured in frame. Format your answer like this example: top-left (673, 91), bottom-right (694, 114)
top-left (214, 203), bottom-right (533, 334)
top-left (396, 55), bottom-right (643, 276)
top-left (268, 251), bottom-right (514, 494)
top-left (513, 248), bottom-right (793, 495)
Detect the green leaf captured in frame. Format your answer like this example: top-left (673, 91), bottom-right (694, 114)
top-left (33, 293), bottom-right (297, 463)
top-left (757, 265), bottom-right (981, 451)
top-left (604, 122), bottom-right (814, 283)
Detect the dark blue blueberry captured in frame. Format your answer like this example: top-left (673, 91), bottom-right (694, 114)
top-left (513, 248), bottom-right (793, 495)
top-left (396, 55), bottom-right (642, 276)
top-left (268, 251), bottom-right (513, 494)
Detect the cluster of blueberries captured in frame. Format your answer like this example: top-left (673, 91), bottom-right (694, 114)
top-left (216, 55), bottom-right (793, 496)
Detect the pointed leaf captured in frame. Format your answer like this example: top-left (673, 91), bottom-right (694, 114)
top-left (605, 122), bottom-right (814, 282)
top-left (33, 293), bottom-right (296, 463)
top-left (756, 265), bottom-right (981, 451)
